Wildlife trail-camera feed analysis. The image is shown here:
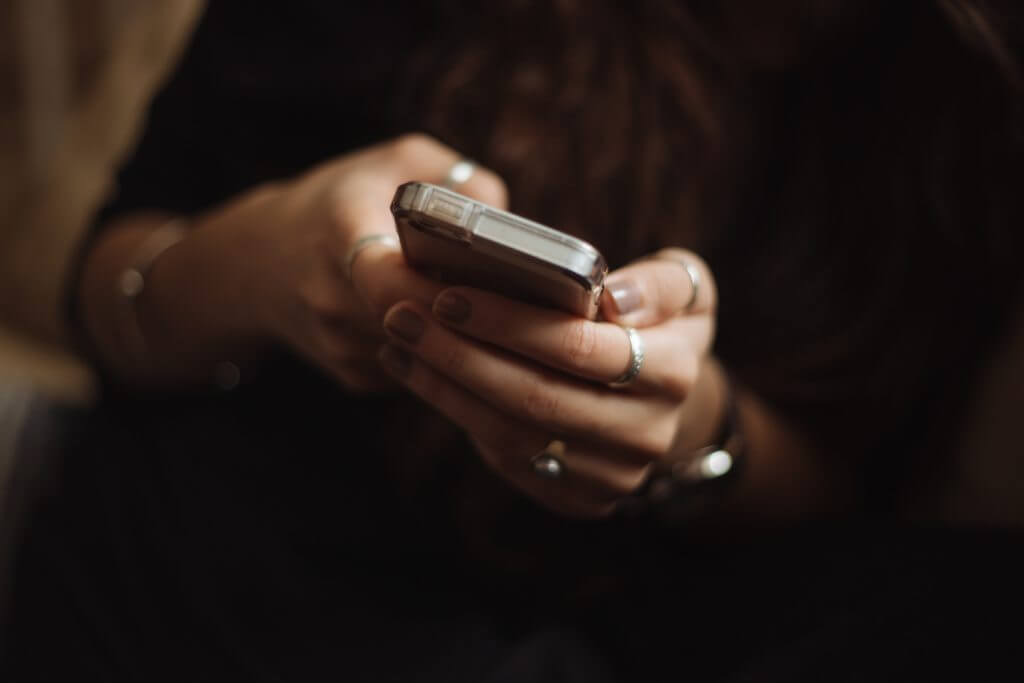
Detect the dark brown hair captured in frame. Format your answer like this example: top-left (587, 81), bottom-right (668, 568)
top-left (401, 1), bottom-right (1024, 495)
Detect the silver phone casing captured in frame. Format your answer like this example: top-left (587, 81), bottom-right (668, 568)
top-left (391, 182), bottom-right (607, 319)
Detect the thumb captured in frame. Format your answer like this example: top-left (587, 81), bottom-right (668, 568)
top-left (600, 248), bottom-right (716, 328)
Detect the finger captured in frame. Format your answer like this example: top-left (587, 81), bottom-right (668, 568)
top-left (432, 287), bottom-right (709, 397)
top-left (369, 133), bottom-right (508, 209)
top-left (486, 440), bottom-right (640, 519)
top-left (377, 344), bottom-right (639, 518)
top-left (345, 134), bottom-right (507, 312)
top-left (326, 133), bottom-right (506, 252)
top-left (600, 248), bottom-right (717, 328)
top-left (528, 439), bottom-right (653, 500)
top-left (299, 327), bottom-right (398, 394)
top-left (477, 432), bottom-right (651, 504)
top-left (382, 302), bottom-right (679, 460)
top-left (350, 248), bottom-right (448, 319)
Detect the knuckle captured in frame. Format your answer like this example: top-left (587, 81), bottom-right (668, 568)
top-left (560, 319), bottom-right (599, 368)
top-left (521, 379), bottom-right (562, 426)
top-left (391, 132), bottom-right (437, 159)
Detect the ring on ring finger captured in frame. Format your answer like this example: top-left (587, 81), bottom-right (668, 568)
top-left (609, 326), bottom-right (645, 387)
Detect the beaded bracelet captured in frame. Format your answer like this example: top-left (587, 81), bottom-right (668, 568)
top-left (107, 218), bottom-right (241, 391)
top-left (619, 374), bottom-right (746, 524)
top-left (116, 219), bottom-right (189, 366)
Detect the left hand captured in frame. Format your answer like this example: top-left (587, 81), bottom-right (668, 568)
top-left (378, 248), bottom-right (718, 518)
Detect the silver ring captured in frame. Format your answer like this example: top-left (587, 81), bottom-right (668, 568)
top-left (442, 159), bottom-right (476, 190)
top-left (531, 439), bottom-right (567, 479)
top-left (680, 260), bottom-right (701, 312)
top-left (654, 256), bottom-right (701, 312)
top-left (609, 326), bottom-right (645, 387)
top-left (344, 234), bottom-right (400, 281)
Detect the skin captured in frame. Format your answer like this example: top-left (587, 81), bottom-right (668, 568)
top-left (80, 133), bottom-right (851, 523)
top-left (377, 252), bottom-right (720, 518)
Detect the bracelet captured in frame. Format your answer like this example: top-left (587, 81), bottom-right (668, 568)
top-left (116, 219), bottom-right (188, 366)
top-left (618, 372), bottom-right (746, 524)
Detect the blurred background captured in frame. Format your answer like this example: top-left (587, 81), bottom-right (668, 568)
top-left (0, 0), bottom-right (201, 525)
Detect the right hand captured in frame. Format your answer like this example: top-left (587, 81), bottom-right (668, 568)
top-left (216, 133), bottom-right (507, 391)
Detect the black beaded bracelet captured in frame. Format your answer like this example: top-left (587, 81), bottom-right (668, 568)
top-left (618, 374), bottom-right (746, 524)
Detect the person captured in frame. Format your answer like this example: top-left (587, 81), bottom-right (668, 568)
top-left (4, 1), bottom-right (1023, 680)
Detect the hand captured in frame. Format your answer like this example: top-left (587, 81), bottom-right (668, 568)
top-left (216, 134), bottom-right (507, 391)
top-left (378, 248), bottom-right (720, 518)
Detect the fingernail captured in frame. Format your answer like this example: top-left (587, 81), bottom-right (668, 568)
top-left (384, 308), bottom-right (425, 344)
top-left (606, 278), bottom-right (643, 317)
top-left (434, 291), bottom-right (471, 324)
top-left (378, 344), bottom-right (412, 378)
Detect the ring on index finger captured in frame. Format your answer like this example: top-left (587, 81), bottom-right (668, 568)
top-left (344, 234), bottom-right (400, 281)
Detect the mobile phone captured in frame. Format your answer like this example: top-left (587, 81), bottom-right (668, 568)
top-left (390, 182), bottom-right (607, 319)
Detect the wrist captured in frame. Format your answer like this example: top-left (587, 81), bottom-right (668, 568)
top-left (141, 209), bottom-right (273, 370)
top-left (80, 208), bottom-right (272, 389)
top-left (147, 221), bottom-right (257, 340)
top-left (114, 219), bottom-right (189, 369)
top-left (671, 355), bottom-right (730, 456)
top-left (615, 357), bottom-right (745, 524)
top-left (149, 178), bottom-right (294, 344)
